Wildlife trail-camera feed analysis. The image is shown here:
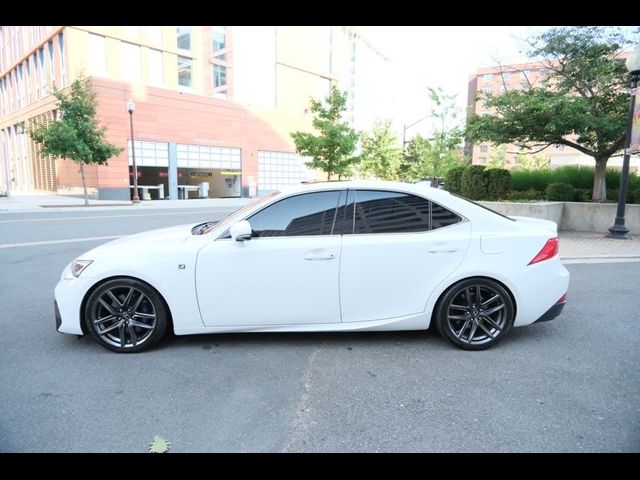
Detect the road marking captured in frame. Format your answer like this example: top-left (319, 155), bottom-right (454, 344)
top-left (0, 209), bottom-right (235, 224)
top-left (0, 235), bottom-right (122, 249)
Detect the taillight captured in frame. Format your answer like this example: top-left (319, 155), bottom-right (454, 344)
top-left (528, 237), bottom-right (559, 265)
top-left (557, 293), bottom-right (568, 303)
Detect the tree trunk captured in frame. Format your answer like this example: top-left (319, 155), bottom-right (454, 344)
top-left (79, 162), bottom-right (89, 207)
top-left (327, 172), bottom-right (331, 181)
top-left (592, 158), bottom-right (607, 203)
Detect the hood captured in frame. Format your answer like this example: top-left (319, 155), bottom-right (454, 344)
top-left (80, 223), bottom-right (196, 258)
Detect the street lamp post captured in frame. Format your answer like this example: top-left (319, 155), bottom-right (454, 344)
top-left (402, 115), bottom-right (430, 149)
top-left (607, 45), bottom-right (640, 239)
top-left (127, 99), bottom-right (140, 204)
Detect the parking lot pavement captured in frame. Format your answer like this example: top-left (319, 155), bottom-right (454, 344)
top-left (0, 207), bottom-right (639, 452)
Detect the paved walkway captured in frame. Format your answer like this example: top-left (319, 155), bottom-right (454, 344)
top-left (1, 194), bottom-right (639, 262)
top-left (0, 194), bottom-right (252, 212)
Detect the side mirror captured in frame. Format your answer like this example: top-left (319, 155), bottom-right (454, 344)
top-left (229, 220), bottom-right (252, 242)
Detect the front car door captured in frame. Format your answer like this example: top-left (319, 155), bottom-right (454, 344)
top-left (196, 190), bottom-right (345, 327)
top-left (339, 189), bottom-right (472, 323)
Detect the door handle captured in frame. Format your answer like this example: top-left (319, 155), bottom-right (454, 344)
top-left (304, 249), bottom-right (336, 260)
top-left (427, 244), bottom-right (458, 253)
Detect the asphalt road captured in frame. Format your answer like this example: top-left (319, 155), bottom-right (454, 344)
top-left (0, 208), bottom-right (639, 452)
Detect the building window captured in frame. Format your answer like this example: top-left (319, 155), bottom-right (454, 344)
top-left (177, 56), bottom-right (192, 87)
top-left (479, 157), bottom-right (487, 165)
top-left (177, 26), bottom-right (191, 50)
top-left (38, 48), bottom-right (46, 96)
top-left (148, 48), bottom-right (163, 87)
top-left (501, 72), bottom-right (511, 82)
top-left (122, 42), bottom-right (141, 82)
top-left (482, 73), bottom-right (492, 83)
top-left (213, 64), bottom-right (227, 88)
top-left (258, 151), bottom-right (312, 192)
top-left (88, 34), bottom-right (106, 77)
top-left (47, 40), bottom-right (54, 90)
top-left (554, 144), bottom-right (565, 151)
top-left (212, 26), bottom-right (225, 52)
top-left (481, 86), bottom-right (492, 95)
top-left (148, 26), bottom-right (162, 45)
top-left (521, 70), bottom-right (529, 81)
top-left (479, 145), bottom-right (488, 153)
top-left (58, 32), bottom-right (66, 87)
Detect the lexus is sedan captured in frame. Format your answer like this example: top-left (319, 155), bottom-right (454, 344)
top-left (54, 180), bottom-right (569, 353)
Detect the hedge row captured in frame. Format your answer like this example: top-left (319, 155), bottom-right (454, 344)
top-left (445, 166), bottom-right (511, 201)
top-left (510, 166), bottom-right (640, 193)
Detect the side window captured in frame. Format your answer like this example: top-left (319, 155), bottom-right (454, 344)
top-left (431, 201), bottom-right (462, 229)
top-left (247, 191), bottom-right (341, 238)
top-left (353, 190), bottom-right (430, 234)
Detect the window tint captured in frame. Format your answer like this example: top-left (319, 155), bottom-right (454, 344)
top-left (354, 190), bottom-right (430, 234)
top-left (431, 201), bottom-right (462, 229)
top-left (247, 191), bottom-right (341, 238)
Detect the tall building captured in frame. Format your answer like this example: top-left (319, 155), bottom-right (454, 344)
top-left (0, 26), bottom-right (394, 199)
top-left (466, 62), bottom-right (639, 170)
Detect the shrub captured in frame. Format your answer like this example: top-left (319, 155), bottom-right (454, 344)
top-left (554, 166), bottom-right (594, 189)
top-left (606, 189), bottom-right (619, 202)
top-left (631, 188), bottom-right (640, 204)
top-left (445, 167), bottom-right (466, 195)
top-left (575, 188), bottom-right (592, 202)
top-left (461, 165), bottom-right (488, 200)
top-left (508, 188), bottom-right (545, 201)
top-left (486, 169), bottom-right (511, 200)
top-left (545, 182), bottom-right (575, 201)
top-left (510, 169), bottom-right (553, 192)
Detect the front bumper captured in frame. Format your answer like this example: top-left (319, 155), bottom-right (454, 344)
top-left (54, 300), bottom-right (62, 331)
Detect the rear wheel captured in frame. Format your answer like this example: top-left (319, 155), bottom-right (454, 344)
top-left (435, 278), bottom-right (514, 350)
top-left (84, 278), bottom-right (168, 353)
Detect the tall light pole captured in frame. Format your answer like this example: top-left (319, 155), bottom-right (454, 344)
top-left (127, 99), bottom-right (140, 204)
top-left (607, 45), bottom-right (640, 239)
top-left (402, 115), bottom-right (430, 149)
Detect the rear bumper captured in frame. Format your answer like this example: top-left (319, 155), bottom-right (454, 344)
top-left (533, 300), bottom-right (566, 324)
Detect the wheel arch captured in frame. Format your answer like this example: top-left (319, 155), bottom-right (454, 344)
top-left (429, 275), bottom-right (517, 329)
top-left (79, 275), bottom-right (174, 336)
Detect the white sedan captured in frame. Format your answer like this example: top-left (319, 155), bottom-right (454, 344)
top-left (54, 180), bottom-right (569, 353)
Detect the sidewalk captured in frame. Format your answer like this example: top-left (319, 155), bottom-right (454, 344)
top-left (0, 194), bottom-right (252, 213)
top-left (559, 231), bottom-right (640, 263)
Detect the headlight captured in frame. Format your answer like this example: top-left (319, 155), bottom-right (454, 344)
top-left (71, 260), bottom-right (93, 278)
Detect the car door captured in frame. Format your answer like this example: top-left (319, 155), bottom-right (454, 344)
top-left (196, 190), bottom-right (345, 327)
top-left (339, 189), bottom-right (471, 323)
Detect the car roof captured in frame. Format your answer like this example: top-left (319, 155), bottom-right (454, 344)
top-left (278, 180), bottom-right (447, 198)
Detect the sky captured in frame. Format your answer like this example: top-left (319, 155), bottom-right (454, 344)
top-left (357, 26), bottom-right (548, 136)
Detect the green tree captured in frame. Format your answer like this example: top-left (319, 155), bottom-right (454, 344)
top-left (514, 152), bottom-right (551, 170)
top-left (403, 133), bottom-right (464, 181)
top-left (291, 86), bottom-right (359, 180)
top-left (359, 120), bottom-right (404, 180)
top-left (486, 144), bottom-right (507, 169)
top-left (29, 75), bottom-right (122, 206)
top-left (466, 26), bottom-right (637, 202)
top-left (403, 88), bottom-right (465, 182)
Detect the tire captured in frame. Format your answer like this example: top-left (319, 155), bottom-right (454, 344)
top-left (435, 278), bottom-right (514, 351)
top-left (84, 277), bottom-right (168, 353)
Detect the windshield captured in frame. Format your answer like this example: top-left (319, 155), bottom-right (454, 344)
top-left (206, 191), bottom-right (280, 233)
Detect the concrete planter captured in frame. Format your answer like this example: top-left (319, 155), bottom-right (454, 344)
top-left (479, 201), bottom-right (640, 234)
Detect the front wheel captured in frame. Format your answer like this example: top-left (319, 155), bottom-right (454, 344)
top-left (84, 278), bottom-right (168, 353)
top-left (435, 278), bottom-right (514, 350)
